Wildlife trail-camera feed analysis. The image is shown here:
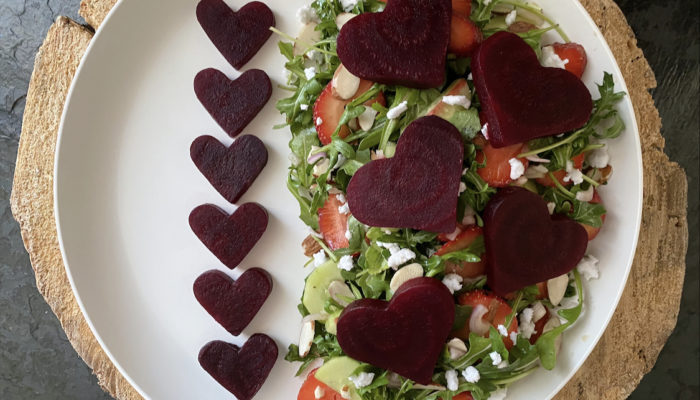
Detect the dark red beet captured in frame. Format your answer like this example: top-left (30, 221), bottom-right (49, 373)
top-left (336, 0), bottom-right (451, 89)
top-left (472, 32), bottom-right (593, 148)
top-left (346, 116), bottom-right (463, 233)
top-left (191, 135), bottom-right (268, 204)
top-left (198, 335), bottom-right (277, 400)
top-left (196, 0), bottom-right (275, 70)
top-left (194, 68), bottom-right (271, 138)
top-left (189, 203), bottom-right (268, 269)
top-left (336, 277), bottom-right (455, 384)
top-left (193, 268), bottom-right (272, 336)
top-left (483, 187), bottom-right (588, 296)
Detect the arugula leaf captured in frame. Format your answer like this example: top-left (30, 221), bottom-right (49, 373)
top-left (453, 304), bottom-right (473, 331)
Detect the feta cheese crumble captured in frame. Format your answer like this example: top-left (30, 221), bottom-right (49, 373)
top-left (444, 227), bottom-right (462, 241)
top-left (497, 359), bottom-right (509, 369)
top-left (509, 330), bottom-right (518, 345)
top-left (316, 117), bottom-right (323, 126)
top-left (387, 101), bottom-right (408, 119)
top-left (442, 273), bottom-right (464, 294)
top-left (387, 248), bottom-right (416, 269)
top-left (344, 227), bottom-right (352, 241)
top-left (445, 369), bottom-right (459, 391)
top-left (462, 204), bottom-right (476, 226)
top-left (575, 184), bottom-right (595, 202)
top-left (462, 366), bottom-right (481, 383)
top-left (563, 160), bottom-right (584, 185)
top-left (442, 95), bottom-right (471, 109)
top-left (505, 10), bottom-right (517, 26)
top-left (314, 386), bottom-right (325, 399)
top-left (338, 203), bottom-right (350, 215)
top-left (577, 254), bottom-right (600, 280)
top-left (338, 255), bottom-right (354, 271)
top-left (339, 0), bottom-right (359, 12)
top-left (376, 241), bottom-right (400, 255)
top-left (313, 250), bottom-right (327, 267)
top-left (489, 351), bottom-right (503, 366)
top-left (540, 45), bottom-right (569, 69)
top-left (300, 103), bottom-right (309, 111)
top-left (297, 5), bottom-right (320, 24)
top-left (518, 307), bottom-right (536, 339)
top-left (481, 122), bottom-right (490, 140)
top-left (336, 193), bottom-right (346, 204)
top-left (508, 158), bottom-right (525, 180)
top-left (459, 181), bottom-right (467, 194)
top-left (587, 145), bottom-right (610, 168)
top-left (497, 324), bottom-right (509, 337)
top-left (349, 372), bottom-right (374, 388)
top-left (467, 72), bottom-right (473, 81)
top-left (547, 202), bottom-right (556, 215)
top-left (304, 66), bottom-right (316, 80)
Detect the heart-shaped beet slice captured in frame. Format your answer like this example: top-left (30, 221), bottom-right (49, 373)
top-left (483, 187), bottom-right (588, 296)
top-left (337, 0), bottom-right (451, 88)
top-left (191, 135), bottom-right (268, 204)
top-left (189, 203), bottom-right (268, 269)
top-left (346, 116), bottom-right (463, 233)
top-left (196, 0), bottom-right (275, 70)
top-left (194, 68), bottom-right (272, 138)
top-left (194, 268), bottom-right (272, 336)
top-left (336, 277), bottom-right (455, 384)
top-left (472, 31), bottom-right (593, 148)
top-left (198, 335), bottom-right (277, 400)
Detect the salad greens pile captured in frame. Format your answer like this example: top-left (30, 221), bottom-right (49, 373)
top-left (273, 1), bottom-right (626, 399)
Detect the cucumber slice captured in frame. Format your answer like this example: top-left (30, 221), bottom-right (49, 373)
top-left (314, 357), bottom-right (362, 400)
top-left (302, 260), bottom-right (343, 316)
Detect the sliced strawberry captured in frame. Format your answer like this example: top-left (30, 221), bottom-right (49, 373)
top-left (451, 0), bottom-right (471, 18)
top-left (552, 42), bottom-right (587, 79)
top-left (581, 189), bottom-right (605, 240)
top-left (298, 368), bottom-right (344, 400)
top-left (448, 15), bottom-right (482, 57)
top-left (475, 138), bottom-right (529, 187)
top-left (314, 80), bottom-right (385, 145)
top-left (318, 193), bottom-right (350, 250)
top-left (441, 393), bottom-right (474, 400)
top-left (438, 226), bottom-right (486, 279)
top-left (456, 290), bottom-right (518, 349)
top-left (528, 311), bottom-right (551, 344)
top-left (535, 152), bottom-right (585, 187)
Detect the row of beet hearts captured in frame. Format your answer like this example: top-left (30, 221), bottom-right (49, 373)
top-left (190, 0), bottom-right (280, 399)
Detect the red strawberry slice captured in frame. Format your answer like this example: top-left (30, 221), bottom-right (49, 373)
top-left (451, 0), bottom-right (471, 18)
top-left (551, 42), bottom-right (587, 79)
top-left (581, 189), bottom-right (605, 240)
top-left (437, 226), bottom-right (487, 280)
top-left (456, 290), bottom-right (518, 349)
top-left (318, 193), bottom-right (350, 250)
top-left (448, 15), bottom-right (482, 57)
top-left (474, 135), bottom-right (529, 187)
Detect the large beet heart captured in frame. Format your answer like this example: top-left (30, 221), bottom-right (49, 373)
top-left (336, 0), bottom-right (451, 88)
top-left (198, 335), bottom-right (277, 400)
top-left (472, 32), bottom-right (593, 148)
top-left (191, 135), bottom-right (268, 204)
top-left (189, 203), bottom-right (268, 269)
top-left (194, 268), bottom-right (272, 336)
top-left (483, 187), bottom-right (588, 296)
top-left (194, 68), bottom-right (272, 138)
top-left (336, 277), bottom-right (455, 384)
top-left (196, 0), bottom-right (275, 70)
top-left (346, 116), bottom-right (463, 233)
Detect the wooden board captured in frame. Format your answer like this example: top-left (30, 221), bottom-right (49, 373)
top-left (9, 0), bottom-right (688, 399)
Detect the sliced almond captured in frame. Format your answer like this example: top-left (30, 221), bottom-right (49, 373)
top-left (531, 301), bottom-right (547, 322)
top-left (542, 315), bottom-right (562, 355)
top-left (293, 23), bottom-right (321, 57)
top-left (358, 107), bottom-right (378, 131)
top-left (413, 383), bottom-right (447, 391)
top-left (332, 64), bottom-right (361, 100)
top-left (517, 5), bottom-right (545, 26)
top-left (335, 12), bottom-right (356, 30)
top-left (328, 280), bottom-right (355, 306)
top-left (547, 274), bottom-right (569, 306)
top-left (447, 338), bottom-right (467, 360)
top-left (389, 263), bottom-right (424, 293)
top-left (298, 320), bottom-right (315, 357)
top-left (348, 118), bottom-right (359, 131)
top-left (469, 304), bottom-right (491, 336)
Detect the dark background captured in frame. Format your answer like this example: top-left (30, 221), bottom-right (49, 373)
top-left (0, 0), bottom-right (697, 398)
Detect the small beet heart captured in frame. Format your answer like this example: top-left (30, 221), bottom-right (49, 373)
top-left (472, 32), bottom-right (593, 148)
top-left (194, 68), bottom-right (272, 138)
top-left (196, 0), bottom-right (275, 70)
top-left (337, 0), bottom-right (451, 88)
top-left (191, 135), bottom-right (268, 204)
top-left (336, 277), bottom-right (455, 384)
top-left (483, 187), bottom-right (588, 296)
top-left (189, 203), bottom-right (268, 269)
top-left (346, 116), bottom-right (463, 233)
top-left (199, 335), bottom-right (277, 400)
top-left (194, 268), bottom-right (272, 336)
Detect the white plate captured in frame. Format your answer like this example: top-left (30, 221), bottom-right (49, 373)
top-left (54, 0), bottom-right (642, 399)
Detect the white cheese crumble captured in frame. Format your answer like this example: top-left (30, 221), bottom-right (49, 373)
top-left (349, 372), bottom-right (374, 389)
top-left (547, 202), bottom-right (556, 215)
top-left (442, 95), bottom-right (471, 109)
top-left (488, 388), bottom-right (508, 400)
top-left (304, 66), bottom-right (316, 80)
top-left (444, 227), bottom-right (462, 241)
top-left (338, 203), bottom-right (350, 215)
top-left (524, 164), bottom-right (548, 179)
top-left (481, 122), bottom-right (490, 140)
top-left (442, 273), bottom-right (464, 294)
top-left (489, 351), bottom-right (503, 366)
top-left (509, 330), bottom-right (518, 345)
top-left (563, 160), bottom-right (584, 185)
top-left (338, 255), bottom-right (354, 271)
top-left (387, 248), bottom-right (416, 269)
top-left (306, 225), bottom-right (323, 238)
top-left (336, 193), bottom-right (347, 204)
top-left (387, 101), bottom-right (408, 119)
top-left (497, 359), bottom-right (509, 369)
top-left (462, 204), bottom-right (476, 226)
top-left (313, 250), bottom-right (327, 267)
top-left (445, 369), bottom-right (459, 391)
top-left (376, 241), bottom-right (400, 255)
top-left (459, 181), bottom-right (467, 194)
top-left (308, 49), bottom-right (324, 65)
top-left (345, 227), bottom-right (352, 241)
top-left (540, 45), bottom-right (569, 69)
top-left (587, 145), bottom-right (610, 168)
top-left (316, 117), bottom-right (323, 126)
top-left (297, 5), bottom-right (320, 24)
top-left (508, 158), bottom-right (525, 180)
top-left (462, 366), bottom-right (481, 383)
top-left (505, 10), bottom-right (517, 26)
top-left (339, 0), bottom-right (359, 12)
top-left (575, 185), bottom-right (595, 202)
top-left (300, 103), bottom-right (309, 111)
top-left (518, 307), bottom-right (536, 339)
top-left (467, 72), bottom-right (473, 81)
top-left (314, 386), bottom-right (325, 399)
top-left (577, 254), bottom-right (600, 280)
top-left (497, 324), bottom-right (508, 337)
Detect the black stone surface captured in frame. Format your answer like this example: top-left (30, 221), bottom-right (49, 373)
top-left (0, 0), bottom-right (697, 399)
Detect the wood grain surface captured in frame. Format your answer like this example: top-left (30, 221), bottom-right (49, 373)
top-left (9, 0), bottom-right (688, 399)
